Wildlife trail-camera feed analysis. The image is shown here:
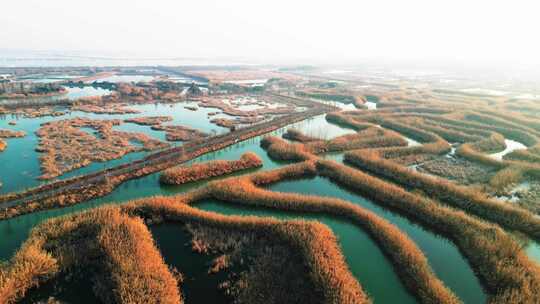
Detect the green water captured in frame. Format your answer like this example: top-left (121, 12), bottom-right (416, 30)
top-left (0, 113), bottom-right (528, 303)
top-left (196, 200), bottom-right (418, 304)
top-left (150, 224), bottom-right (232, 303)
top-left (266, 177), bottom-right (486, 303)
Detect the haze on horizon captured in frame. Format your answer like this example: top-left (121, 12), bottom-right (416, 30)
top-left (1, 0), bottom-right (539, 68)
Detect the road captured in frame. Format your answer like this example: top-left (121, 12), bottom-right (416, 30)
top-left (0, 105), bottom-right (332, 210)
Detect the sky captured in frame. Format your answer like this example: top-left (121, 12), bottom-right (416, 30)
top-left (1, 0), bottom-right (539, 67)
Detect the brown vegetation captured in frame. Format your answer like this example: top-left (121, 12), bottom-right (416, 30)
top-left (36, 117), bottom-right (169, 179)
top-left (247, 132), bottom-right (540, 303)
top-left (210, 118), bottom-right (237, 129)
top-left (124, 197), bottom-right (369, 304)
top-left (71, 103), bottom-right (140, 115)
top-left (282, 128), bottom-right (321, 142)
top-left (125, 116), bottom-right (173, 126)
top-left (0, 105), bottom-right (329, 220)
top-left (151, 124), bottom-right (209, 142)
top-left (344, 150), bottom-right (540, 241)
top-left (0, 197), bottom-right (368, 304)
top-left (0, 107), bottom-right (66, 118)
top-left (203, 164), bottom-right (460, 304)
top-left (6, 81), bottom-right (540, 304)
top-left (124, 115), bottom-right (209, 141)
top-left (0, 207), bottom-right (182, 304)
top-left (160, 152), bottom-right (263, 185)
top-left (316, 159), bottom-right (540, 303)
top-left (417, 156), bottom-right (495, 184)
top-left (0, 129), bottom-right (25, 152)
top-left (0, 129), bottom-right (26, 139)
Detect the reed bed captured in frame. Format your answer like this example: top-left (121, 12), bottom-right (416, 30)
top-left (411, 119), bottom-right (482, 143)
top-left (282, 128), bottom-right (321, 142)
top-left (36, 117), bottom-right (169, 179)
top-left (446, 114), bottom-right (538, 147)
top-left (260, 136), bottom-right (314, 161)
top-left (0, 107), bottom-right (328, 221)
top-left (399, 112), bottom-right (538, 147)
top-left (365, 116), bottom-right (447, 144)
top-left (0, 129), bottom-right (26, 139)
top-left (123, 197), bottom-right (369, 304)
top-left (160, 152), bottom-right (263, 185)
top-left (344, 150), bottom-right (540, 240)
top-left (0, 207), bottom-right (182, 304)
top-left (465, 113), bottom-right (540, 140)
top-left (506, 147), bottom-right (540, 163)
top-left (0, 129), bottom-right (26, 152)
top-left (422, 118), bottom-right (493, 138)
top-left (306, 129), bottom-right (408, 154)
top-left (330, 112), bottom-right (452, 159)
top-left (489, 166), bottom-right (525, 189)
top-left (480, 109), bottom-right (540, 133)
top-left (325, 112), bottom-right (374, 131)
top-left (456, 143), bottom-right (507, 168)
top-left (96, 209), bottom-right (182, 303)
top-left (470, 133), bottom-right (506, 154)
top-left (281, 127), bottom-right (407, 155)
top-left (315, 159), bottom-right (540, 303)
top-left (203, 165), bottom-right (460, 304)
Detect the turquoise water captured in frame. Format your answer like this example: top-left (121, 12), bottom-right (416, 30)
top-left (0, 102), bottom-right (235, 193)
top-left (527, 242), bottom-right (540, 263)
top-left (0, 113), bottom-right (530, 303)
top-left (0, 134), bottom-right (283, 263)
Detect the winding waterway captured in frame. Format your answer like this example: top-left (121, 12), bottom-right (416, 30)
top-left (0, 113), bottom-right (537, 303)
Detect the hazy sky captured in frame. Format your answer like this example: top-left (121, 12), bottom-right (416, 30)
top-left (2, 0), bottom-right (539, 65)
